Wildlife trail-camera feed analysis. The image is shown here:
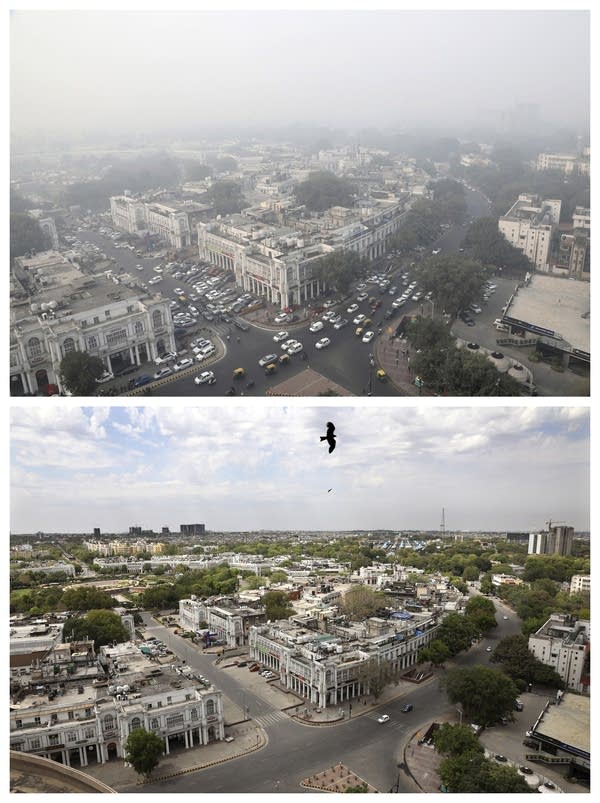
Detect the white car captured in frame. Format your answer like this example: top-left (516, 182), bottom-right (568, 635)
top-left (136, 264), bottom-right (144, 271)
top-left (315, 337), bottom-right (331, 349)
top-left (95, 371), bottom-right (114, 384)
top-left (377, 714), bottom-right (390, 724)
top-left (173, 358), bottom-right (194, 371)
top-left (174, 287), bottom-right (184, 295)
top-left (470, 305), bottom-right (483, 314)
top-left (322, 311), bottom-right (336, 322)
top-left (287, 341), bottom-right (303, 354)
top-left (309, 320), bottom-right (324, 333)
top-left (281, 339), bottom-right (298, 352)
top-left (347, 303), bottom-right (359, 314)
top-left (432, 248), bottom-right (441, 255)
top-left (274, 313), bottom-right (290, 324)
top-left (357, 292), bottom-right (368, 301)
top-left (153, 367), bottom-right (173, 380)
top-left (353, 313), bottom-right (366, 325)
top-left (148, 276), bottom-right (163, 284)
top-left (194, 371), bottom-right (215, 385)
top-left (273, 331), bottom-right (289, 342)
top-left (154, 352), bottom-right (177, 365)
top-left (362, 331), bottom-right (375, 343)
top-left (259, 353), bottom-right (278, 367)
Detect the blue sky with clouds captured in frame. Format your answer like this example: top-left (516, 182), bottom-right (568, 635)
top-left (10, 403), bottom-right (589, 534)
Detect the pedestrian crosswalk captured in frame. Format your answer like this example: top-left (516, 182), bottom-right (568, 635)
top-left (253, 711), bottom-right (288, 728)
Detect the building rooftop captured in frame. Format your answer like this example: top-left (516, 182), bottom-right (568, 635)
top-left (533, 694), bottom-right (589, 756)
top-left (506, 274), bottom-right (590, 353)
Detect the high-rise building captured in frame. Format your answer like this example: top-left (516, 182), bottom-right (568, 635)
top-left (528, 523), bottom-right (574, 556)
top-left (498, 194), bottom-right (561, 272)
top-left (180, 523), bottom-right (205, 536)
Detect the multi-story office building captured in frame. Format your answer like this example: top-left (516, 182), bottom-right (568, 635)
top-left (9, 641), bottom-right (225, 768)
top-left (570, 575), bottom-right (591, 595)
top-left (535, 152), bottom-right (590, 176)
top-left (10, 251), bottom-right (174, 395)
top-left (179, 596), bottom-right (266, 647)
top-left (180, 524), bottom-right (205, 536)
top-left (528, 614), bottom-right (589, 694)
top-left (109, 196), bottom-right (147, 236)
top-left (248, 612), bottom-right (438, 708)
top-left (528, 523), bottom-right (574, 556)
top-left (498, 194), bottom-right (561, 272)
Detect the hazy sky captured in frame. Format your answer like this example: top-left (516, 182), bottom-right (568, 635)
top-left (10, 6), bottom-right (590, 141)
top-left (10, 403), bottom-right (589, 534)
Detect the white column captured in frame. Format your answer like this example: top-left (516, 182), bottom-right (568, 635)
top-left (164, 736), bottom-right (170, 755)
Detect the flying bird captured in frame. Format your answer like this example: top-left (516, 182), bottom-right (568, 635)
top-left (320, 421), bottom-right (336, 454)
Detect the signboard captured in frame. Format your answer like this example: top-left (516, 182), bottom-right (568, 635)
top-left (503, 317), bottom-right (556, 338)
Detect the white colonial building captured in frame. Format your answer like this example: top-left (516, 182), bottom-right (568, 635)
top-left (528, 614), bottom-right (590, 694)
top-left (110, 196), bottom-right (192, 250)
top-left (9, 641), bottom-right (225, 768)
top-left (10, 251), bottom-right (174, 395)
top-left (179, 595), bottom-right (266, 647)
top-left (248, 611), bottom-right (439, 708)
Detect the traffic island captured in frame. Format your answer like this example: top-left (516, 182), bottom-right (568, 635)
top-left (301, 763), bottom-right (377, 793)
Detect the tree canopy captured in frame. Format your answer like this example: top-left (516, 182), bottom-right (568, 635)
top-left (62, 609), bottom-right (129, 649)
top-left (412, 253), bottom-right (489, 316)
top-left (442, 665), bottom-right (519, 725)
top-left (261, 590), bottom-right (295, 620)
top-left (124, 728), bottom-right (164, 778)
top-left (206, 180), bottom-right (246, 215)
top-left (10, 213), bottom-right (50, 262)
top-left (433, 722), bottom-right (484, 758)
top-left (438, 750), bottom-right (532, 793)
top-left (295, 171), bottom-right (356, 212)
top-left (339, 585), bottom-right (387, 621)
top-left (490, 633), bottom-right (564, 689)
top-left (59, 350), bottom-right (106, 396)
top-left (312, 250), bottom-right (367, 295)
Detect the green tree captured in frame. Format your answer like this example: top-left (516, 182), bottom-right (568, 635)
top-left (344, 783), bottom-right (369, 793)
top-left (356, 657), bottom-right (401, 699)
top-left (206, 180), bottom-right (246, 215)
top-left (262, 590), bottom-right (294, 620)
top-left (465, 596), bottom-right (497, 634)
top-left (269, 570), bottom-right (289, 584)
top-left (10, 213), bottom-right (50, 261)
top-left (339, 586), bottom-right (387, 620)
top-left (439, 750), bottom-right (531, 793)
top-left (62, 585), bottom-right (116, 611)
top-left (442, 665), bottom-right (519, 725)
top-left (58, 350), bottom-right (106, 396)
top-left (418, 639), bottom-right (450, 667)
top-left (312, 249), bottom-right (367, 295)
top-left (124, 728), bottom-right (164, 778)
top-left (433, 722), bottom-right (484, 757)
top-left (462, 565), bottom-right (480, 582)
top-left (413, 253), bottom-right (488, 316)
top-left (435, 613), bottom-right (479, 656)
top-left (491, 634), bottom-right (564, 688)
top-left (62, 609), bottom-right (128, 649)
top-left (295, 171), bottom-right (356, 212)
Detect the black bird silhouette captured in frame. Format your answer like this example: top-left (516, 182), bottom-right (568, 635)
top-left (320, 421), bottom-right (336, 453)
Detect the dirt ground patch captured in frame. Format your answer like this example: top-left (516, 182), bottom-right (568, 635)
top-left (301, 763), bottom-right (378, 793)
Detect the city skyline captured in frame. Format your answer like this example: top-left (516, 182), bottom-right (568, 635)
top-left (10, 404), bottom-right (590, 533)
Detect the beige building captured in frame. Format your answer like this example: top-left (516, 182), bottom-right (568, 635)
top-left (569, 575), bottom-right (591, 595)
top-left (498, 194), bottom-right (561, 272)
top-left (535, 152), bottom-right (590, 176)
top-left (528, 614), bottom-right (589, 694)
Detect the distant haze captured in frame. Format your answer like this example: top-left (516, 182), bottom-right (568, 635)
top-left (10, 9), bottom-right (590, 144)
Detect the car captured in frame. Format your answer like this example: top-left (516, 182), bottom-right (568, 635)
top-left (173, 358), bottom-right (194, 371)
top-left (329, 313), bottom-right (341, 324)
top-left (322, 311), bottom-right (336, 322)
top-left (333, 318), bottom-right (349, 329)
top-left (148, 276), bottom-right (163, 284)
top-left (274, 313), bottom-right (290, 324)
top-left (467, 342), bottom-right (480, 350)
top-left (542, 781), bottom-right (556, 789)
top-left (503, 615), bottom-right (508, 620)
top-left (258, 353), bottom-right (278, 367)
top-left (485, 283), bottom-right (497, 290)
top-left (309, 320), bottom-right (324, 333)
top-left (432, 248), bottom-right (441, 255)
top-left (194, 371), bottom-right (215, 385)
top-left (224, 736), bottom-right (235, 743)
top-left (362, 331), bottom-right (374, 343)
top-left (154, 352), bottom-right (177, 365)
top-left (401, 704), bottom-right (413, 713)
top-left (494, 755), bottom-right (507, 763)
top-left (273, 331), bottom-right (289, 342)
top-left (132, 374), bottom-right (152, 388)
top-left (174, 287), bottom-right (184, 295)
top-left (353, 313), bottom-right (366, 325)
top-left (95, 371), bottom-right (114, 384)
top-left (412, 292), bottom-right (422, 301)
top-left (486, 646), bottom-right (492, 652)
top-left (356, 283), bottom-right (367, 291)
top-left (281, 339), bottom-right (298, 352)
top-left (347, 303), bottom-right (359, 314)
top-left (357, 292), bottom-right (368, 301)
top-left (470, 305), bottom-right (482, 314)
top-left (287, 341), bottom-right (303, 354)
top-left (377, 714), bottom-right (390, 724)
top-left (136, 264), bottom-right (144, 271)
top-left (466, 318), bottom-right (476, 326)
top-left (518, 766), bottom-right (533, 775)
top-left (315, 337), bottom-right (331, 349)
top-left (153, 367), bottom-right (173, 380)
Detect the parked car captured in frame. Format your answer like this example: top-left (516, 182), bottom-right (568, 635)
top-left (273, 331), bottom-right (289, 342)
top-left (194, 371), bottom-right (216, 385)
top-left (173, 358), bottom-right (194, 371)
top-left (154, 352), bottom-right (177, 365)
top-left (309, 320), bottom-right (324, 332)
top-left (153, 367), bottom-right (173, 380)
top-left (401, 704), bottom-right (413, 713)
top-left (315, 337), bottom-right (331, 349)
top-left (95, 371), bottom-right (114, 384)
